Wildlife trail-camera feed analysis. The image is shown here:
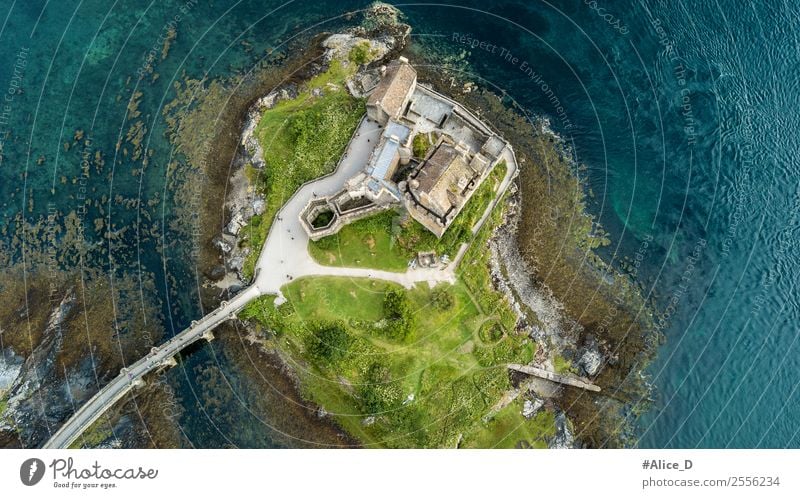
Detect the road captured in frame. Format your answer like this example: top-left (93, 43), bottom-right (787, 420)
top-left (43, 119), bottom-right (519, 449)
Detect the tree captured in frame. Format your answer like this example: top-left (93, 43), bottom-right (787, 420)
top-left (305, 321), bottom-right (350, 364)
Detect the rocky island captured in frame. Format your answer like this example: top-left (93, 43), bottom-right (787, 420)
top-left (183, 8), bottom-right (655, 448)
top-left (2, 3), bottom-right (656, 450)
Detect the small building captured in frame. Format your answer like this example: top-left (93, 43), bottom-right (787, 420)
top-left (366, 57), bottom-right (417, 125)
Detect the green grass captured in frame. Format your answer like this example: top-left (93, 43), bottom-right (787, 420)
top-left (241, 272), bottom-right (544, 448)
top-left (412, 132), bottom-right (433, 158)
top-left (462, 400), bottom-right (555, 448)
top-left (308, 210), bottom-right (412, 272)
top-left (0, 397), bottom-right (7, 420)
top-left (240, 59), bottom-right (366, 278)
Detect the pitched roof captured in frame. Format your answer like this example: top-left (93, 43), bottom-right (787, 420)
top-left (415, 143), bottom-right (461, 194)
top-left (367, 60), bottom-right (417, 119)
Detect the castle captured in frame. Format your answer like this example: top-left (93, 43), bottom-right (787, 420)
top-left (300, 57), bottom-right (511, 241)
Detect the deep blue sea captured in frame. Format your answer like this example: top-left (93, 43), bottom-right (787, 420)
top-left (1, 0), bottom-right (797, 448)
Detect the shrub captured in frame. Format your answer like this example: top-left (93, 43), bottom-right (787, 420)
top-left (412, 133), bottom-right (431, 158)
top-left (348, 41), bottom-right (372, 65)
top-left (382, 289), bottom-right (414, 340)
top-left (431, 287), bottom-right (455, 311)
top-left (359, 362), bottom-right (402, 413)
top-left (305, 321), bottom-right (350, 364)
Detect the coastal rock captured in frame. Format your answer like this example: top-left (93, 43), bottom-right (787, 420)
top-left (212, 234), bottom-right (234, 254)
top-left (207, 265), bottom-right (227, 281)
top-left (579, 348), bottom-right (603, 377)
top-left (522, 396), bottom-right (544, 419)
top-left (2, 291), bottom-right (102, 447)
top-left (225, 211), bottom-right (246, 236)
top-left (322, 33), bottom-right (391, 64)
top-left (550, 412), bottom-right (575, 449)
top-left (226, 255), bottom-right (245, 273)
top-left (252, 197), bottom-right (265, 216)
top-left (488, 196), bottom-right (579, 350)
top-left (0, 348), bottom-right (24, 394)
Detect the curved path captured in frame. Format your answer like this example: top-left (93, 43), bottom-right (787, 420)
top-left (44, 117), bottom-right (518, 449)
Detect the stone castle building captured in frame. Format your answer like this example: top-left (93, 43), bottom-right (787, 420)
top-left (300, 57), bottom-right (512, 242)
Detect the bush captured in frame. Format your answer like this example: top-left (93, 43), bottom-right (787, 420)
top-left (359, 362), bottom-right (402, 413)
top-left (412, 133), bottom-right (431, 158)
top-left (305, 321), bottom-right (350, 364)
top-left (382, 289), bottom-right (414, 340)
top-left (348, 41), bottom-right (372, 65)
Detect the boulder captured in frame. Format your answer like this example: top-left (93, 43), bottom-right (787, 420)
top-left (522, 396), bottom-right (544, 419)
top-left (252, 197), bottom-right (266, 216)
top-left (212, 235), bottom-right (233, 254)
top-left (206, 265), bottom-right (227, 281)
top-left (579, 347), bottom-right (603, 377)
top-left (550, 412), bottom-right (575, 449)
top-left (225, 211), bottom-right (245, 236)
top-left (226, 255), bottom-right (244, 272)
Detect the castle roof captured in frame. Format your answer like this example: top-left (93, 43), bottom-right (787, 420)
top-left (367, 59), bottom-right (417, 120)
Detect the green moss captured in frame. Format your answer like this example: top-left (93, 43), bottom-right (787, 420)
top-left (348, 40), bottom-right (374, 65)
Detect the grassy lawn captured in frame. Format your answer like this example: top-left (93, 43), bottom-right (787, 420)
top-left (462, 400), bottom-right (555, 448)
top-left (241, 272), bottom-right (543, 448)
top-left (308, 161), bottom-right (509, 272)
top-left (308, 210), bottom-right (411, 272)
top-left (240, 58), bottom-right (366, 279)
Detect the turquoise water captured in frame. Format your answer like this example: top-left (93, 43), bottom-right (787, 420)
top-left (1, 0), bottom-right (797, 447)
